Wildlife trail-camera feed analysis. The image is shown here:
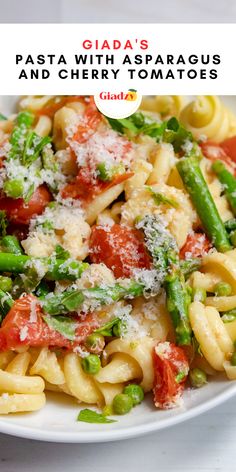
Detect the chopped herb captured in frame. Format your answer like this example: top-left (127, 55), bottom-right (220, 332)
top-left (106, 112), bottom-right (193, 152)
top-left (77, 408), bottom-right (116, 424)
top-left (43, 314), bottom-right (77, 341)
top-left (94, 317), bottom-right (120, 336)
top-left (146, 186), bottom-right (178, 208)
top-left (22, 132), bottom-right (51, 167)
top-left (0, 113), bottom-right (7, 121)
top-left (164, 117), bottom-right (193, 152)
top-left (60, 290), bottom-right (85, 312)
top-left (22, 259), bottom-right (48, 292)
top-left (55, 245), bottom-right (70, 260)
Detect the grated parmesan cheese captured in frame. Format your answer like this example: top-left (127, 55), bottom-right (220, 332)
top-left (29, 298), bottom-right (38, 323)
top-left (66, 120), bottom-right (134, 181)
top-left (19, 326), bottom-right (29, 341)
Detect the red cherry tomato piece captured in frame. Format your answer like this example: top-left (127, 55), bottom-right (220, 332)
top-left (61, 168), bottom-right (133, 203)
top-left (200, 141), bottom-right (236, 174)
top-left (180, 232), bottom-right (211, 259)
top-left (0, 185), bottom-right (51, 225)
top-left (153, 342), bottom-right (189, 409)
top-left (89, 223), bottom-right (151, 278)
top-left (221, 136), bottom-right (236, 163)
top-left (0, 295), bottom-right (98, 351)
top-left (73, 98), bottom-right (102, 144)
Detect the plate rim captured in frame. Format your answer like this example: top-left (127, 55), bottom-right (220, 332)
top-left (0, 383), bottom-right (236, 443)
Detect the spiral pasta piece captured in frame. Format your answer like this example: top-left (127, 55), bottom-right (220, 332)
top-left (95, 353), bottom-right (142, 384)
top-left (124, 159), bottom-right (152, 199)
top-left (19, 95), bottom-right (54, 112)
top-left (121, 183), bottom-right (197, 247)
top-left (147, 143), bottom-right (176, 185)
top-left (34, 115), bottom-right (52, 137)
top-left (0, 351), bottom-right (46, 414)
top-left (202, 250), bottom-right (236, 293)
top-left (189, 301), bottom-right (233, 371)
top-left (0, 393), bottom-right (46, 414)
top-left (63, 352), bottom-right (103, 405)
top-left (179, 96), bottom-right (236, 142)
top-left (104, 337), bottom-right (155, 392)
top-left (30, 347), bottom-right (65, 385)
top-left (53, 106), bottom-right (81, 150)
top-left (141, 95), bottom-right (185, 118)
top-left (85, 183), bottom-right (125, 225)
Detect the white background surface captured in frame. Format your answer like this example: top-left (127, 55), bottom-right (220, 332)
top-left (0, 1), bottom-right (236, 471)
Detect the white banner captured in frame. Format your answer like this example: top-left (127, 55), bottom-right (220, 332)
top-left (0, 23), bottom-right (235, 94)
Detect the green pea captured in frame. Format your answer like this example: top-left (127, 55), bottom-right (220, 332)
top-left (123, 384), bottom-right (144, 406)
top-left (3, 179), bottom-right (24, 199)
top-left (214, 282), bottom-right (232, 297)
top-left (189, 368), bottom-right (207, 388)
top-left (112, 394), bottom-right (133, 415)
top-left (81, 354), bottom-right (101, 375)
top-left (0, 276), bottom-right (12, 292)
top-left (192, 287), bottom-right (206, 303)
top-left (85, 333), bottom-right (105, 354)
top-left (231, 351), bottom-right (236, 366)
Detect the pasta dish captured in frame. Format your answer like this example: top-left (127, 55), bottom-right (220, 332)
top-left (0, 95), bottom-right (236, 423)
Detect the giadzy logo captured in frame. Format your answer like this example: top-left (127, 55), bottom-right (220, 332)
top-left (99, 89), bottom-right (138, 101)
top-left (94, 89), bottom-right (142, 119)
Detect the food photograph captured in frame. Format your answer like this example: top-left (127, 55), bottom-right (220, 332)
top-left (0, 94), bottom-right (236, 440)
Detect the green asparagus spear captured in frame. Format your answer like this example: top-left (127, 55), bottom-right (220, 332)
top-left (212, 160), bottom-right (236, 216)
top-left (9, 112), bottom-right (34, 160)
top-left (136, 215), bottom-right (179, 273)
top-left (177, 156), bottom-right (231, 252)
top-left (165, 271), bottom-right (191, 345)
top-left (180, 258), bottom-right (201, 278)
top-left (136, 215), bottom-right (192, 345)
top-left (1, 235), bottom-right (23, 255)
top-left (0, 253), bottom-right (88, 281)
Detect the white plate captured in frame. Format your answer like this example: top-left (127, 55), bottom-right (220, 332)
top-left (0, 95), bottom-right (236, 443)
